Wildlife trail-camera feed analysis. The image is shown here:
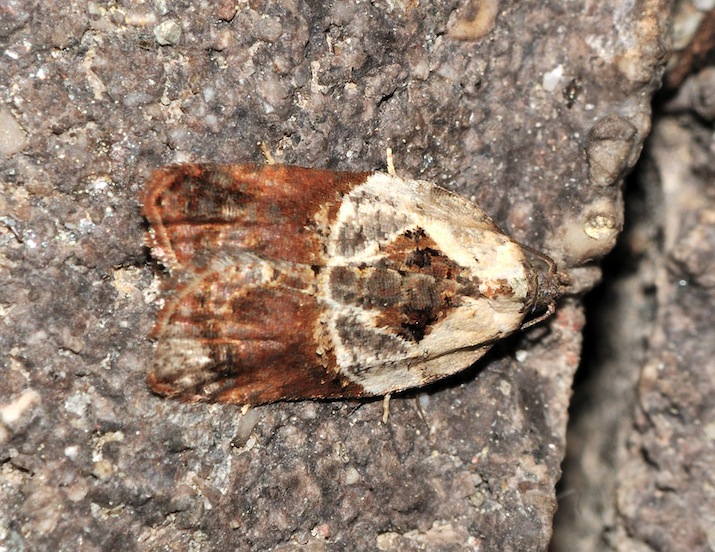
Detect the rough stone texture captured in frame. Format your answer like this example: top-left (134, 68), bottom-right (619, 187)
top-left (552, 3), bottom-right (715, 551)
top-left (0, 1), bottom-right (668, 551)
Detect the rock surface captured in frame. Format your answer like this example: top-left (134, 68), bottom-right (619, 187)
top-left (0, 1), bottom-right (669, 550)
top-left (553, 6), bottom-right (715, 549)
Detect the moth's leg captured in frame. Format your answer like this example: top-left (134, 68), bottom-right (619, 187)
top-left (521, 301), bottom-right (556, 329)
top-left (381, 393), bottom-right (392, 424)
top-left (386, 147), bottom-right (396, 176)
top-left (259, 141), bottom-right (276, 165)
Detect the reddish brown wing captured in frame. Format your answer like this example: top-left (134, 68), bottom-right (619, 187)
top-left (143, 164), bottom-right (370, 404)
top-left (146, 253), bottom-right (365, 404)
top-left (143, 163), bottom-right (370, 271)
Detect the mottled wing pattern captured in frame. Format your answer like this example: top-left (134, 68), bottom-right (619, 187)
top-left (317, 173), bottom-right (535, 395)
top-left (144, 164), bottom-right (367, 403)
top-left (144, 164), bottom-right (541, 404)
top-left (143, 163), bottom-right (368, 269)
top-left (147, 252), bottom-right (365, 404)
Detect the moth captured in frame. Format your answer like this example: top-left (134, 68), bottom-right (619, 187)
top-left (143, 160), bottom-right (565, 405)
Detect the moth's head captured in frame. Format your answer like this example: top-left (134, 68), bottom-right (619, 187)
top-left (522, 253), bottom-right (570, 329)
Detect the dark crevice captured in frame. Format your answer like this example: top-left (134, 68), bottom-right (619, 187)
top-left (551, 132), bottom-right (663, 551)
